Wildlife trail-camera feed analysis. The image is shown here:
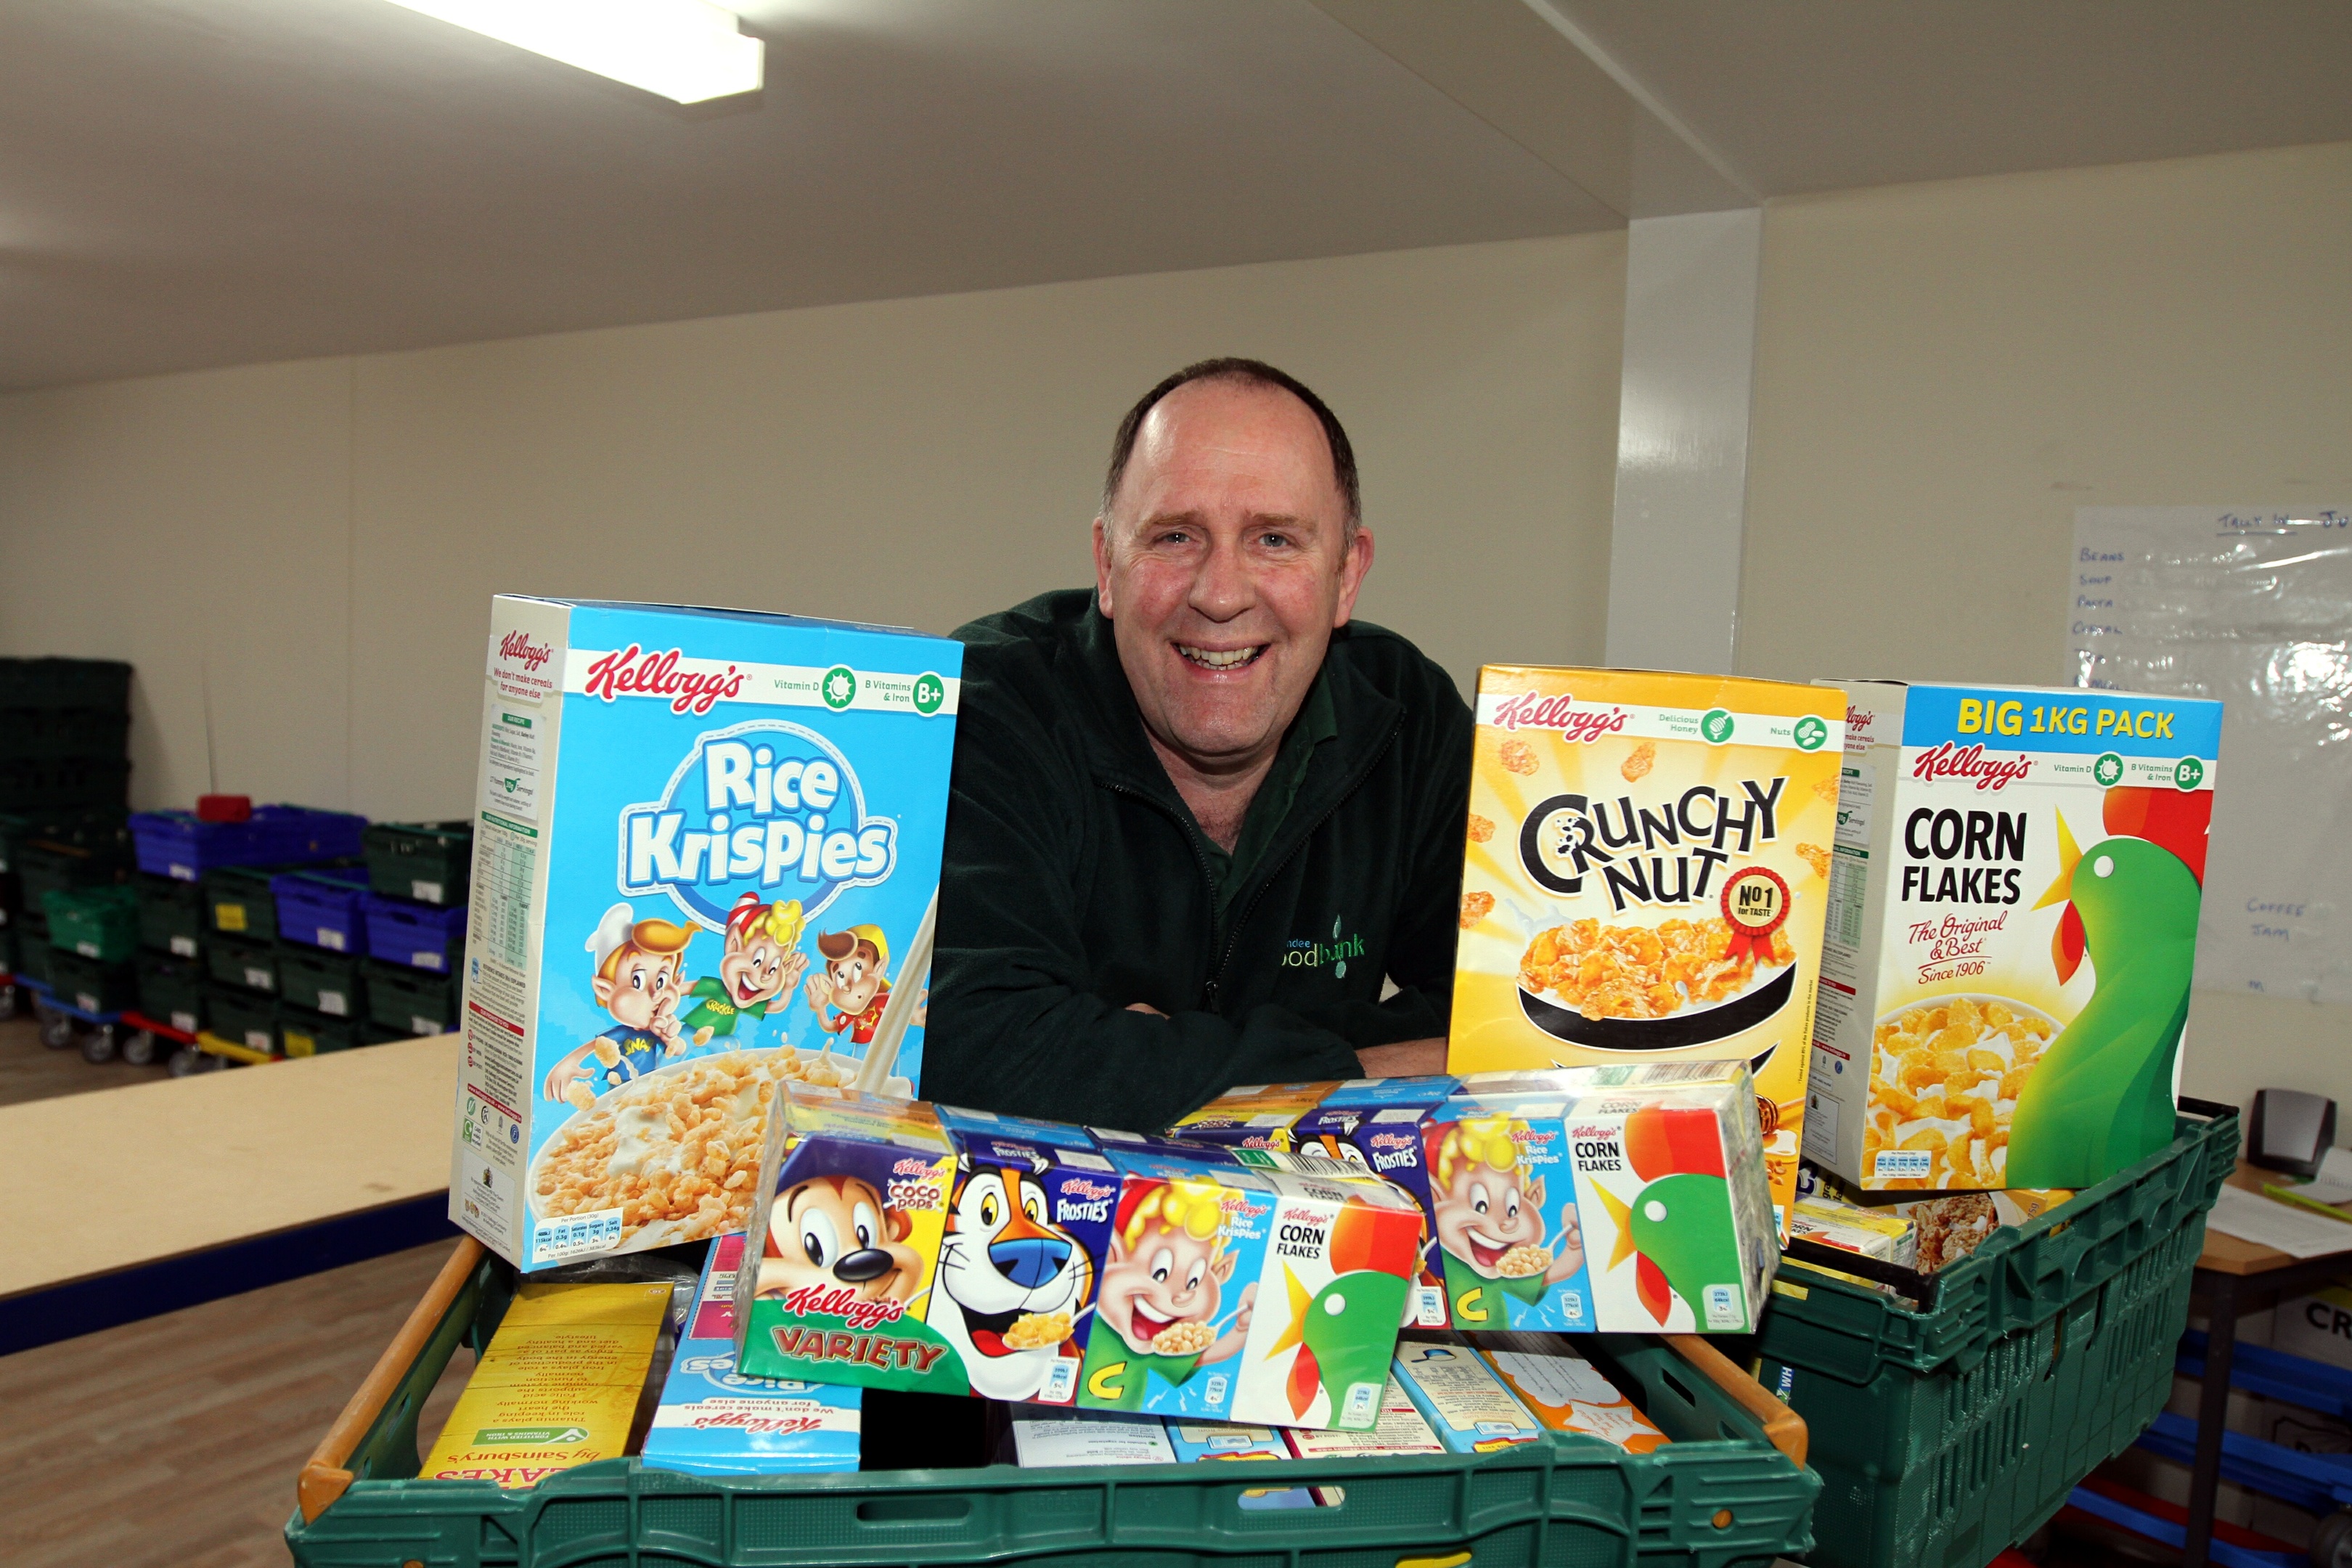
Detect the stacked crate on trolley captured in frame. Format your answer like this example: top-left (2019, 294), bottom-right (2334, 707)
top-left (354, 820), bottom-right (470, 1041)
top-left (9, 812), bottom-right (136, 1058)
top-left (0, 657), bottom-right (134, 1034)
top-left (274, 865), bottom-right (375, 1057)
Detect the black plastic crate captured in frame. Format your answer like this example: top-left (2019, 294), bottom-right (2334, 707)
top-left (48, 947), bottom-right (136, 1014)
top-left (19, 834), bottom-right (133, 907)
top-left (0, 707), bottom-right (130, 761)
top-left (280, 944), bottom-right (367, 1018)
top-left (205, 931), bottom-right (279, 995)
top-left (364, 958), bottom-right (457, 1035)
top-left (0, 658), bottom-right (132, 712)
top-left (0, 756), bottom-right (132, 812)
top-left (137, 872), bottom-right (206, 956)
top-left (0, 807), bottom-right (128, 875)
top-left (134, 950), bottom-right (208, 1035)
top-left (203, 983), bottom-right (279, 1056)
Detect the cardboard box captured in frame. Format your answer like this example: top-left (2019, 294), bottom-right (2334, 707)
top-left (1161, 1419), bottom-right (1291, 1463)
top-left (1390, 1340), bottom-right (1543, 1453)
top-left (1010, 1410), bottom-right (1175, 1467)
top-left (1167, 1082), bottom-right (1344, 1151)
top-left (641, 1233), bottom-right (861, 1475)
top-left (1802, 681), bottom-right (2218, 1190)
top-left (1291, 1076), bottom-right (1458, 1329)
top-left (450, 596), bottom-right (960, 1268)
top-left (1279, 1376), bottom-right (1447, 1458)
top-left (1449, 666), bottom-right (1845, 1230)
top-left (1473, 1334), bottom-right (1668, 1453)
top-left (733, 1089), bottom-right (1423, 1429)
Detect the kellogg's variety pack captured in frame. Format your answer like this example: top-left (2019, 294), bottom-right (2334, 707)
top-left (1802, 682), bottom-right (2218, 1191)
top-left (731, 1086), bottom-right (1425, 1432)
top-left (449, 597), bottom-right (960, 1270)
top-left (1450, 666), bottom-right (1847, 1231)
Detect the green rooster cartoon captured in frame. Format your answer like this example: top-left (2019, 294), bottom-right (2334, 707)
top-left (1267, 1202), bottom-right (1419, 1426)
top-left (2005, 785), bottom-right (2208, 1188)
top-left (1592, 1105), bottom-right (1741, 1326)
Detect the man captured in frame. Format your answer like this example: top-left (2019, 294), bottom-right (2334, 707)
top-left (924, 357), bottom-right (1472, 1133)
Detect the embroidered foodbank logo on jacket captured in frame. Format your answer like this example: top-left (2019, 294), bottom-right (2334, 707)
top-left (618, 720), bottom-right (899, 925)
top-left (1281, 916), bottom-right (1363, 979)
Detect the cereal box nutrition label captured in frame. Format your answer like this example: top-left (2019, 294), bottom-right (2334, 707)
top-left (474, 817), bottom-right (536, 977)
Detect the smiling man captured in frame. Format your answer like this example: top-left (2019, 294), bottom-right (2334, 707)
top-left (924, 358), bottom-right (1474, 1132)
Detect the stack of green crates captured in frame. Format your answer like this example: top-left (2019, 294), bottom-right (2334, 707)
top-left (279, 943), bottom-right (369, 1057)
top-left (205, 981), bottom-right (279, 1058)
top-left (202, 862), bottom-right (284, 1053)
top-left (38, 861), bottom-right (137, 1015)
top-left (362, 821), bottom-right (471, 907)
top-left (364, 958), bottom-right (458, 1039)
top-left (0, 658), bottom-right (134, 817)
top-left (134, 870), bottom-right (208, 1037)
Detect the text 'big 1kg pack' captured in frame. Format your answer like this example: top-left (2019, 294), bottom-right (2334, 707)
top-left (1449, 666), bottom-right (1847, 1230)
top-left (1803, 680), bottom-right (2219, 1191)
top-left (449, 597), bottom-right (960, 1269)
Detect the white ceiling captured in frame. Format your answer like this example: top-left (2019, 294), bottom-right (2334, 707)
top-left (2, 0), bottom-right (2347, 393)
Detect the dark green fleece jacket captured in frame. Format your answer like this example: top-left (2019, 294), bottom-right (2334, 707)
top-left (923, 590), bottom-right (1473, 1132)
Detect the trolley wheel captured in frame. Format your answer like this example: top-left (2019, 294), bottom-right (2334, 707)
top-left (81, 1025), bottom-right (119, 1064)
top-left (2316, 1509), bottom-right (2352, 1568)
top-left (38, 1005), bottom-right (75, 1050)
top-left (168, 1045), bottom-right (208, 1077)
top-left (0, 982), bottom-right (17, 1021)
top-left (121, 1029), bottom-right (159, 1066)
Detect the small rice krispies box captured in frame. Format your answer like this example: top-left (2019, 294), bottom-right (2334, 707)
top-left (451, 596), bottom-right (960, 1270)
top-left (1079, 1146), bottom-right (1423, 1430)
top-left (1803, 681), bottom-right (2218, 1191)
top-left (1420, 1077), bottom-right (1595, 1332)
top-left (643, 1232), bottom-right (862, 1475)
top-left (1450, 666), bottom-right (1846, 1233)
top-left (1561, 1059), bottom-right (1776, 1332)
top-left (733, 1089), bottom-right (1115, 1405)
top-left (1389, 1339), bottom-right (1543, 1453)
top-left (1291, 1076), bottom-right (1458, 1328)
top-left (1167, 1082), bottom-right (1345, 1151)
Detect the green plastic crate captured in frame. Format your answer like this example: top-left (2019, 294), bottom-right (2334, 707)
top-left (19, 833), bottom-right (132, 907)
top-left (363, 820), bottom-right (473, 906)
top-left (135, 951), bottom-right (208, 1034)
top-left (281, 1004), bottom-right (367, 1058)
top-left (1755, 1100), bottom-right (2238, 1568)
top-left (0, 756), bottom-right (132, 813)
top-left (203, 864), bottom-right (282, 942)
top-left (281, 944), bottom-right (367, 1019)
top-left (287, 1241), bottom-right (1818, 1568)
top-left (0, 807), bottom-right (128, 876)
top-left (137, 872), bottom-right (206, 957)
top-left (203, 983), bottom-right (279, 1056)
top-left (364, 957), bottom-right (457, 1036)
top-left (205, 931), bottom-right (279, 996)
top-left (47, 947), bottom-right (137, 1014)
top-left (43, 884), bottom-right (139, 962)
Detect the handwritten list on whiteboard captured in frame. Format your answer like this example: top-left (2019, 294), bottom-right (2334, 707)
top-left (2070, 507), bottom-right (2352, 1003)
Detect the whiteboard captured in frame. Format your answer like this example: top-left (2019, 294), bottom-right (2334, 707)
top-left (2069, 507), bottom-right (2352, 1003)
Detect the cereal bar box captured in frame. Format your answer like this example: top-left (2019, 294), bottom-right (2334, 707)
top-left (1450, 666), bottom-right (1846, 1232)
top-left (1472, 1335), bottom-right (1669, 1453)
top-left (449, 596), bottom-right (959, 1270)
top-left (1803, 682), bottom-right (2218, 1190)
top-left (1389, 1340), bottom-right (1543, 1453)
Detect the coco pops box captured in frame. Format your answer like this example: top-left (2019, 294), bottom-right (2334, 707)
top-left (1450, 666), bottom-right (1847, 1230)
top-left (1802, 681), bottom-right (2219, 1191)
top-left (448, 596), bottom-right (960, 1270)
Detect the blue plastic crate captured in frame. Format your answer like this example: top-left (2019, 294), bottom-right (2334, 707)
top-left (273, 867), bottom-right (373, 955)
top-left (359, 892), bottom-right (467, 973)
top-left (130, 806), bottom-right (367, 881)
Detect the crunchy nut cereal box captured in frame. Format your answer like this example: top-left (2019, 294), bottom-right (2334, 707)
top-left (449, 596), bottom-right (960, 1270)
top-left (1449, 666), bottom-right (1847, 1230)
top-left (1802, 681), bottom-right (2219, 1191)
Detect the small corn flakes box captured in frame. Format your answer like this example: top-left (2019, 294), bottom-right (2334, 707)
top-left (1280, 1376), bottom-right (1447, 1458)
top-left (1473, 1335), bottom-right (1669, 1454)
top-left (1802, 681), bottom-right (2218, 1190)
top-left (1450, 666), bottom-right (1846, 1233)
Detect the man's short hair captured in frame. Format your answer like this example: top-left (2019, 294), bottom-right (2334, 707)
top-left (1101, 357), bottom-right (1360, 531)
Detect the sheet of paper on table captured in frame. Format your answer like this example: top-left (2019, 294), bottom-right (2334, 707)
top-left (2208, 1185), bottom-right (2352, 1259)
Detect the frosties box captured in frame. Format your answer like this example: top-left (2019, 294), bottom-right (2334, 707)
top-left (450, 597), bottom-right (960, 1270)
top-left (1450, 667), bottom-right (1846, 1233)
top-left (1290, 1077), bottom-right (1458, 1329)
top-left (1078, 1146), bottom-right (1423, 1431)
top-left (1802, 681), bottom-right (2218, 1191)
top-left (1167, 1082), bottom-right (1345, 1151)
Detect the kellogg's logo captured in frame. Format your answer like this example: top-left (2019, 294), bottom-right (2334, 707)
top-left (777, 1284), bottom-right (907, 1331)
top-left (584, 644), bottom-right (748, 717)
top-left (621, 719), bottom-right (898, 925)
top-left (1911, 741), bottom-right (2035, 792)
top-left (1493, 692), bottom-right (1628, 743)
top-left (498, 629), bottom-right (553, 674)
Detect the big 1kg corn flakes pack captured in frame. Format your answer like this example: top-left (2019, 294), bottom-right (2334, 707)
top-left (1802, 681), bottom-right (2220, 1191)
top-left (1449, 666), bottom-right (1847, 1229)
top-left (449, 596), bottom-right (960, 1270)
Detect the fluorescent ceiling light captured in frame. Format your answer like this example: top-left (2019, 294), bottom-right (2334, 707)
top-left (385, 0), bottom-right (764, 104)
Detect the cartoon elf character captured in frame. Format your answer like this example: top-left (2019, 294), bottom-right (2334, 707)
top-left (1426, 1114), bottom-right (1585, 1328)
top-left (678, 892), bottom-right (809, 1048)
top-left (804, 923), bottom-right (925, 1048)
top-left (1077, 1177), bottom-right (1255, 1410)
top-left (540, 902), bottom-right (696, 1105)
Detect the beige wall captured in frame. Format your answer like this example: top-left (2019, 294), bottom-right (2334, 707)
top-left (1740, 139), bottom-right (2352, 1115)
top-left (0, 232), bottom-right (1627, 821)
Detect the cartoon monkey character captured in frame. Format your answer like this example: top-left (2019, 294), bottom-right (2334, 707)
top-left (1078, 1178), bottom-right (1255, 1409)
top-left (678, 892), bottom-right (808, 1047)
top-left (804, 923), bottom-right (925, 1047)
top-left (541, 903), bottom-right (695, 1104)
top-left (755, 1174), bottom-right (923, 1305)
top-left (930, 1151), bottom-right (1095, 1402)
top-left (1428, 1115), bottom-right (1584, 1323)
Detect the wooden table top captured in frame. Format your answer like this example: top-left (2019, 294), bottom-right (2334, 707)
top-left (0, 1033), bottom-right (458, 1299)
top-left (2197, 1158), bottom-right (2352, 1276)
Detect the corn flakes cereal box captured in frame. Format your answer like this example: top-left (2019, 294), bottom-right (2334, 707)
top-left (1450, 667), bottom-right (1845, 1232)
top-left (451, 597), bottom-right (960, 1270)
top-left (1279, 1376), bottom-right (1447, 1457)
top-left (1472, 1334), bottom-right (1669, 1453)
top-left (1803, 681), bottom-right (2218, 1190)
top-left (1389, 1340), bottom-right (1543, 1453)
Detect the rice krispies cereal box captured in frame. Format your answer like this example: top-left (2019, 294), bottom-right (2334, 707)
top-left (1450, 667), bottom-right (1845, 1233)
top-left (1803, 682), bottom-right (2218, 1191)
top-left (1420, 1078), bottom-right (1595, 1333)
top-left (449, 596), bottom-right (959, 1270)
top-left (1561, 1060), bottom-right (1776, 1332)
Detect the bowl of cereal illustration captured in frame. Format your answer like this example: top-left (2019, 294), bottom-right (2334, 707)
top-left (1514, 915), bottom-right (1800, 1052)
top-left (527, 1046), bottom-right (861, 1253)
top-left (1864, 993), bottom-right (2060, 1189)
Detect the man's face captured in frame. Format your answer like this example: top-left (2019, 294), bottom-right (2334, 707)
top-left (1096, 1221), bottom-right (1235, 1352)
top-left (594, 948), bottom-right (680, 1030)
top-left (1095, 379), bottom-right (1372, 772)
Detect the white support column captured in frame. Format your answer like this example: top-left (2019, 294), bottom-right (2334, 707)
top-left (1604, 208), bottom-right (1763, 674)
